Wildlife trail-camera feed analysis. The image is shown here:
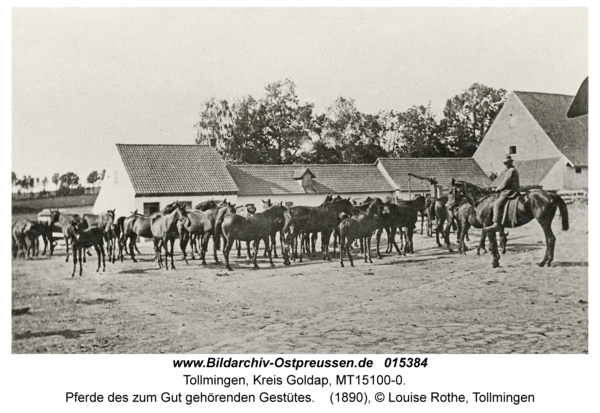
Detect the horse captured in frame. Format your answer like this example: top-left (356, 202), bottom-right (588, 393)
top-left (447, 190), bottom-right (509, 256)
top-left (177, 201), bottom-right (236, 265)
top-left (12, 209), bottom-right (60, 258)
top-left (221, 203), bottom-right (287, 271)
top-left (12, 220), bottom-right (38, 258)
top-left (83, 210), bottom-right (116, 263)
top-left (54, 211), bottom-right (85, 262)
top-left (282, 196), bottom-right (354, 264)
top-left (235, 204), bottom-right (257, 259)
top-left (150, 202), bottom-right (189, 270)
top-left (69, 222), bottom-right (106, 277)
top-left (121, 210), bottom-right (155, 263)
top-left (450, 178), bottom-right (569, 267)
top-left (261, 199), bottom-right (287, 258)
top-left (376, 196), bottom-right (426, 256)
top-left (339, 198), bottom-right (383, 267)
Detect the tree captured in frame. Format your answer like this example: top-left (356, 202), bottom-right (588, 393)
top-left (194, 79), bottom-right (315, 164)
top-left (87, 171), bottom-right (101, 189)
top-left (11, 171), bottom-right (17, 186)
top-left (441, 83), bottom-right (507, 156)
top-left (52, 173), bottom-right (60, 191)
top-left (260, 78), bottom-right (315, 164)
top-left (59, 172), bottom-right (79, 189)
top-left (384, 104), bottom-right (451, 158)
top-left (41, 177), bottom-right (49, 191)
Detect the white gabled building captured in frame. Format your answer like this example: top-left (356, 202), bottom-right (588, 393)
top-left (93, 144), bottom-right (238, 217)
top-left (474, 91), bottom-right (588, 191)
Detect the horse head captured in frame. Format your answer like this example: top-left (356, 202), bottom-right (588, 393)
top-left (261, 199), bottom-right (273, 210)
top-left (49, 209), bottom-right (61, 226)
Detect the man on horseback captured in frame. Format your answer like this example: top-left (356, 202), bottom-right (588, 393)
top-left (486, 155), bottom-right (520, 232)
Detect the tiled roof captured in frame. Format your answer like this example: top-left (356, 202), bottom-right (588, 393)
top-left (116, 144), bottom-right (238, 196)
top-left (227, 164), bottom-right (396, 196)
top-left (492, 157), bottom-right (561, 188)
top-left (515, 91), bottom-right (588, 166)
top-left (377, 158), bottom-right (491, 191)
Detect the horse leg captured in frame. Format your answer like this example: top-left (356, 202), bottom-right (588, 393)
top-left (271, 234), bottom-right (278, 258)
top-left (72, 246), bottom-right (77, 277)
top-left (65, 236), bottom-right (70, 262)
top-left (129, 236), bottom-right (138, 262)
top-left (101, 242), bottom-right (106, 272)
top-left (538, 223), bottom-right (556, 267)
top-left (200, 233), bottom-right (210, 265)
top-left (169, 238), bottom-right (176, 270)
top-left (236, 239), bottom-right (242, 258)
top-left (406, 227), bottom-right (414, 254)
top-left (94, 245), bottom-right (101, 272)
top-left (78, 246), bottom-right (84, 276)
top-left (252, 239), bottom-right (260, 270)
top-left (476, 229), bottom-right (487, 255)
top-left (153, 239), bottom-right (162, 269)
top-left (179, 232), bottom-right (189, 265)
top-left (246, 241), bottom-right (252, 261)
top-left (265, 237), bottom-right (275, 268)
top-left (487, 230), bottom-right (500, 268)
top-left (443, 220), bottom-right (453, 253)
top-left (366, 236), bottom-right (373, 263)
top-left (223, 235), bottom-right (234, 271)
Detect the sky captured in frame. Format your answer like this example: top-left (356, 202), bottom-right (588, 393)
top-left (11, 7), bottom-right (589, 183)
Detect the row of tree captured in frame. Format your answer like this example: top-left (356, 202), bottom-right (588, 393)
top-left (11, 170), bottom-right (105, 195)
top-left (195, 79), bottom-right (507, 164)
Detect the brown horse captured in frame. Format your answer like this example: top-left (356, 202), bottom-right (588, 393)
top-left (83, 210), bottom-right (116, 263)
top-left (221, 203), bottom-right (287, 271)
top-left (236, 204), bottom-right (257, 259)
top-left (447, 192), bottom-right (509, 256)
top-left (177, 202), bottom-right (236, 265)
top-left (282, 196), bottom-right (354, 264)
top-left (150, 202), bottom-right (189, 270)
top-left (450, 179), bottom-right (569, 267)
top-left (55, 211), bottom-right (85, 262)
top-left (69, 223), bottom-right (106, 277)
top-left (377, 196), bottom-right (426, 256)
top-left (121, 210), bottom-right (154, 263)
top-left (339, 198), bottom-right (383, 267)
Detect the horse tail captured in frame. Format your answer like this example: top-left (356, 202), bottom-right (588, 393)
top-left (555, 194), bottom-right (569, 231)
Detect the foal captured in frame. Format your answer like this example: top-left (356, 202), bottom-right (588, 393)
top-left (70, 222), bottom-right (106, 277)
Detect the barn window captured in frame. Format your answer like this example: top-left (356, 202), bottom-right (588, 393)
top-left (509, 146), bottom-right (517, 154)
top-left (575, 167), bottom-right (582, 173)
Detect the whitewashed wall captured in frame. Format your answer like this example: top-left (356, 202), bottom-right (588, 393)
top-left (238, 191), bottom-right (395, 211)
top-left (93, 147), bottom-right (136, 217)
top-left (133, 194), bottom-right (238, 214)
top-left (474, 93), bottom-right (564, 176)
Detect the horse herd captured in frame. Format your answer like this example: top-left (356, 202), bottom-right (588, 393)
top-left (12, 180), bottom-right (570, 275)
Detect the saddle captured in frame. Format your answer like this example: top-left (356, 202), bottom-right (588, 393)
top-left (501, 196), bottom-right (521, 228)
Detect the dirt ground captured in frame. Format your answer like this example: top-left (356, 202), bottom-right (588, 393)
top-left (12, 203), bottom-right (588, 354)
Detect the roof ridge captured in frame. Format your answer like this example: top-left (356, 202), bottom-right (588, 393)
top-left (514, 91), bottom-right (575, 99)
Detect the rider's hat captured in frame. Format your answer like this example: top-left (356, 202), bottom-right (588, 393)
top-left (503, 155), bottom-right (514, 164)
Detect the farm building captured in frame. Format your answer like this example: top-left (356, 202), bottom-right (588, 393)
top-left (474, 91), bottom-right (588, 191)
top-left (94, 143), bottom-right (496, 216)
top-left (376, 158), bottom-right (491, 199)
top-left (93, 144), bottom-right (238, 217)
top-left (227, 164), bottom-right (396, 208)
